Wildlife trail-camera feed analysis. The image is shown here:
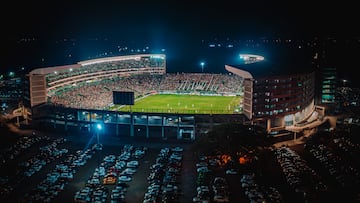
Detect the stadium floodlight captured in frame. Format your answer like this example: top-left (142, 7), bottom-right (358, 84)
top-left (239, 54), bottom-right (264, 64)
top-left (200, 62), bottom-right (205, 73)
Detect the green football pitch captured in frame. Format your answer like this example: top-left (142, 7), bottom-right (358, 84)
top-left (108, 94), bottom-right (242, 114)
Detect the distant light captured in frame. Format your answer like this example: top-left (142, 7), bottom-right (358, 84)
top-left (200, 62), bottom-right (205, 73)
top-left (9, 72), bottom-right (15, 77)
top-left (96, 124), bottom-right (102, 130)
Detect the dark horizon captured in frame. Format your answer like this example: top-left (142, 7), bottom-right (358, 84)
top-left (2, 1), bottom-right (360, 87)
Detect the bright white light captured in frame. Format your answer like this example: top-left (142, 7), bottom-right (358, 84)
top-left (96, 124), bottom-right (102, 130)
top-left (200, 62), bottom-right (205, 72)
top-left (239, 54), bottom-right (264, 64)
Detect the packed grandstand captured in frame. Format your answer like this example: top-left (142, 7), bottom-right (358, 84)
top-left (50, 73), bottom-right (244, 110)
top-left (29, 54), bottom-right (244, 111)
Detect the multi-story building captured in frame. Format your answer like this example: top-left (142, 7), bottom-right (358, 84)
top-left (225, 54), bottom-right (319, 134)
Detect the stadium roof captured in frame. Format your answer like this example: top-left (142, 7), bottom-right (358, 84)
top-left (29, 64), bottom-right (81, 75)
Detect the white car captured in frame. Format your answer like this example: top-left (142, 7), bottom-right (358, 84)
top-left (172, 146), bottom-right (183, 152)
top-left (118, 175), bottom-right (132, 182)
top-left (225, 169), bottom-right (238, 175)
top-left (127, 160), bottom-right (139, 168)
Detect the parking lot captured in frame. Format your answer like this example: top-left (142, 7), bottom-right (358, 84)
top-left (0, 128), bottom-right (201, 203)
top-left (2, 122), bottom-right (359, 203)
top-left (1, 127), bottom-right (254, 203)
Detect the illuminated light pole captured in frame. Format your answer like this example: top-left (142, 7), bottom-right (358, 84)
top-left (342, 79), bottom-right (347, 87)
top-left (96, 123), bottom-right (102, 145)
top-left (200, 62), bottom-right (205, 73)
top-left (95, 123), bottom-right (102, 167)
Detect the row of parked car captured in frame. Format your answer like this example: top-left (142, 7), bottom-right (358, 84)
top-left (0, 135), bottom-right (62, 199)
top-left (23, 143), bottom-right (99, 202)
top-left (274, 146), bottom-right (328, 197)
top-left (193, 156), bottom-right (229, 203)
top-left (143, 146), bottom-right (183, 203)
top-left (23, 138), bottom-right (68, 177)
top-left (306, 142), bottom-right (360, 189)
top-left (240, 173), bottom-right (283, 203)
top-left (74, 144), bottom-right (147, 203)
top-left (0, 134), bottom-right (49, 167)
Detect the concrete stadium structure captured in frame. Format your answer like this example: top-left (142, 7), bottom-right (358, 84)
top-left (27, 54), bottom-right (246, 141)
top-left (27, 52), bottom-right (321, 139)
top-left (225, 54), bottom-right (324, 135)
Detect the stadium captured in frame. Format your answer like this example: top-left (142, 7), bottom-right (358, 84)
top-left (27, 53), bottom-right (319, 140)
top-left (28, 54), bottom-right (246, 140)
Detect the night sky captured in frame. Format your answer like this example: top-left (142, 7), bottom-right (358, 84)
top-left (2, 0), bottom-right (360, 84)
top-left (4, 1), bottom-right (359, 39)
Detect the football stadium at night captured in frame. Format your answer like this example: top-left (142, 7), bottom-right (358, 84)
top-left (27, 53), bottom-right (320, 140)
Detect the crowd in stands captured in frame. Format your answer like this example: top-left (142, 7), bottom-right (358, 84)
top-left (49, 73), bottom-right (244, 110)
top-left (46, 56), bottom-right (165, 84)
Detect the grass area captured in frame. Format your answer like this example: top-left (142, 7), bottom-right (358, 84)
top-left (108, 94), bottom-right (242, 114)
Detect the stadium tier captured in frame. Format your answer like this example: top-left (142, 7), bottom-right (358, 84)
top-left (29, 54), bottom-right (166, 107)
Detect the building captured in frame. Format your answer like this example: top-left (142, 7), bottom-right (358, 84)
top-left (225, 54), bottom-right (320, 135)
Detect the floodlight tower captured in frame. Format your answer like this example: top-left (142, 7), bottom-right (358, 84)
top-left (200, 62), bottom-right (205, 73)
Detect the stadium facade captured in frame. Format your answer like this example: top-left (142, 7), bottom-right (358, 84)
top-left (225, 54), bottom-right (322, 135)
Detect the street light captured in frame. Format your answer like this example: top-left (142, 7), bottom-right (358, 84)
top-left (342, 79), bottom-right (348, 87)
top-left (200, 62), bottom-right (205, 73)
top-left (96, 123), bottom-right (102, 145)
top-left (95, 123), bottom-right (103, 167)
